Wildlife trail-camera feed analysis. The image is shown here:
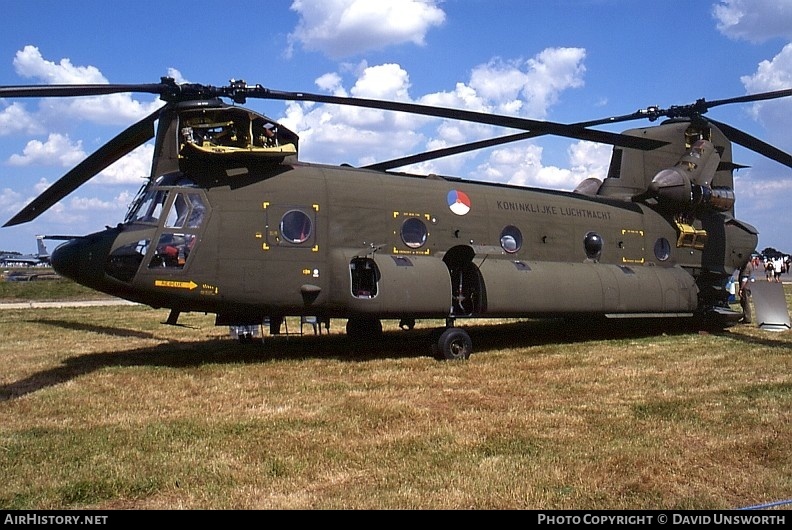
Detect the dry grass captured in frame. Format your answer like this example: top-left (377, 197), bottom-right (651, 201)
top-left (0, 285), bottom-right (791, 509)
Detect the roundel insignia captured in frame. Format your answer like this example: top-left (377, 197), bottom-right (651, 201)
top-left (447, 189), bottom-right (471, 216)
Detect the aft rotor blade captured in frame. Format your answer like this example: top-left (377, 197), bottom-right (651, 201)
top-left (595, 89), bottom-right (792, 124)
top-left (248, 88), bottom-right (666, 151)
top-left (364, 132), bottom-right (540, 171)
top-left (4, 109), bottom-right (160, 227)
top-left (364, 114), bottom-right (650, 171)
top-left (701, 88), bottom-right (792, 111)
top-left (708, 117), bottom-right (792, 169)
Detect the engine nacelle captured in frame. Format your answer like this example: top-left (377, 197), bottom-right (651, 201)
top-left (694, 185), bottom-right (734, 212)
top-left (649, 167), bottom-right (693, 206)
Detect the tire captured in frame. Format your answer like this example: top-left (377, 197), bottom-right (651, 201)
top-left (436, 327), bottom-right (472, 360)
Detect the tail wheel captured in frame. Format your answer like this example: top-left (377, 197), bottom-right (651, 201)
top-left (436, 327), bottom-right (472, 360)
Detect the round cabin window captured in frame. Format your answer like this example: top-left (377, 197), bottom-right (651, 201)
top-left (500, 225), bottom-right (523, 254)
top-left (400, 217), bottom-right (428, 249)
top-left (654, 237), bottom-right (671, 261)
top-left (280, 210), bottom-right (312, 244)
top-left (584, 231), bottom-right (604, 261)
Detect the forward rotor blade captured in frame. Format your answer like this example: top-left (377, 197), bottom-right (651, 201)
top-left (708, 117), bottom-right (792, 169)
top-left (4, 109), bottom-right (160, 227)
top-left (249, 88), bottom-right (667, 151)
top-left (0, 83), bottom-right (169, 99)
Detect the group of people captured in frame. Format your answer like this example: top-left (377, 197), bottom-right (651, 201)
top-left (761, 255), bottom-right (789, 283)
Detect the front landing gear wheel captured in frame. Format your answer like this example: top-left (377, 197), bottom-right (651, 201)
top-left (436, 327), bottom-right (472, 360)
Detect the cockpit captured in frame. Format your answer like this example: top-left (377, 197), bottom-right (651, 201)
top-left (101, 104), bottom-right (299, 286)
top-left (105, 172), bottom-right (209, 282)
top-left (176, 106), bottom-right (298, 157)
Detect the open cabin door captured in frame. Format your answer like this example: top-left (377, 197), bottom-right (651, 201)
top-left (331, 249), bottom-right (451, 316)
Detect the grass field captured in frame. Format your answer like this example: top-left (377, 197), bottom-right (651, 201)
top-left (0, 275), bottom-right (791, 509)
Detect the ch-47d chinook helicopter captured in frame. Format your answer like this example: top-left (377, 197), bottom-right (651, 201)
top-left (2, 79), bottom-right (791, 359)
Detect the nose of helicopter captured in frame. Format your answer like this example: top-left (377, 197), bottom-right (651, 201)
top-left (50, 238), bottom-right (88, 282)
top-left (51, 231), bottom-right (116, 287)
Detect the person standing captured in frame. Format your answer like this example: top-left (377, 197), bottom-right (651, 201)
top-left (739, 260), bottom-right (753, 324)
top-left (765, 259), bottom-right (774, 281)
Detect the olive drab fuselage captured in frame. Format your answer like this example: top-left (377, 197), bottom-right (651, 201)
top-left (2, 80), bottom-right (772, 351)
top-left (50, 113), bottom-right (757, 328)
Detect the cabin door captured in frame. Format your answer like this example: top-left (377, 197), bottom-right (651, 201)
top-left (442, 245), bottom-right (485, 316)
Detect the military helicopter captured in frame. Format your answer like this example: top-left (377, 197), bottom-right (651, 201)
top-left (2, 78), bottom-right (791, 359)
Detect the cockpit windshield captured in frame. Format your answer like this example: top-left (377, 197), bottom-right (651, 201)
top-left (126, 188), bottom-right (169, 224)
top-left (125, 172), bottom-right (198, 224)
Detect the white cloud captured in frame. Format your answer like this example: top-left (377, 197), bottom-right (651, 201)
top-left (741, 43), bottom-right (792, 94)
top-left (13, 45), bottom-right (107, 84)
top-left (475, 140), bottom-right (610, 191)
top-left (713, 0), bottom-right (792, 42)
top-left (3, 184), bottom-right (132, 229)
top-left (1, 46), bottom-right (161, 232)
top-left (733, 171), bottom-right (792, 250)
top-left (708, 4), bottom-right (792, 187)
top-left (0, 187), bottom-right (23, 214)
top-left (567, 141), bottom-right (612, 181)
top-left (467, 48), bottom-right (586, 118)
top-left (95, 144), bottom-right (154, 185)
top-left (45, 93), bottom-right (162, 126)
top-left (476, 144), bottom-right (545, 187)
top-left (69, 194), bottom-right (127, 212)
top-left (7, 133), bottom-right (85, 167)
top-left (350, 63), bottom-right (412, 100)
top-left (288, 0), bottom-right (445, 58)
top-left (415, 48), bottom-right (586, 131)
top-left (33, 178), bottom-right (52, 194)
top-left (12, 46), bottom-right (163, 127)
top-left (166, 68), bottom-right (190, 85)
top-left (0, 102), bottom-right (45, 136)
top-left (0, 179), bottom-right (49, 221)
top-left (737, 44), bottom-right (792, 155)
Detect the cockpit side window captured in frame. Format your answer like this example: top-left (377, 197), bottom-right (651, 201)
top-left (166, 194), bottom-right (190, 228)
top-left (149, 233), bottom-right (196, 269)
top-left (148, 191), bottom-right (208, 270)
top-left (106, 239), bottom-right (150, 282)
top-left (186, 193), bottom-right (206, 228)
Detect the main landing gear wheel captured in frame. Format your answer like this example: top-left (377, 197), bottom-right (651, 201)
top-left (435, 327), bottom-right (472, 360)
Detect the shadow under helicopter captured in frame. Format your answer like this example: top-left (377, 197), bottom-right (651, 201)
top-left (4, 316), bottom-right (777, 402)
top-left (28, 318), bottom-right (160, 340)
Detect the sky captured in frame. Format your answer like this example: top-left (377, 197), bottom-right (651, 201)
top-left (1, 0), bottom-right (792, 256)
